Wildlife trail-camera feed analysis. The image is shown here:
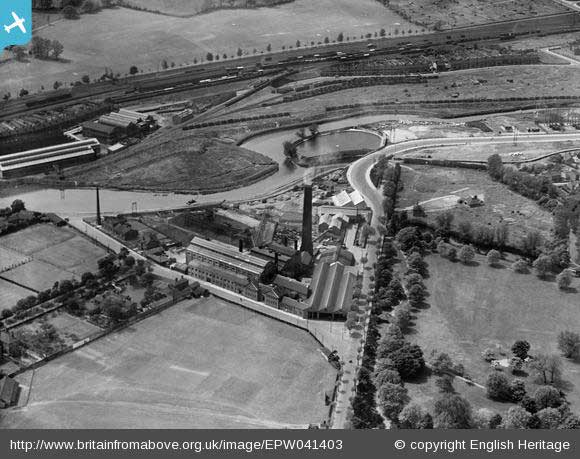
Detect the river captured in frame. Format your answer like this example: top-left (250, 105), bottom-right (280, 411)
top-left (0, 114), bottom-right (403, 215)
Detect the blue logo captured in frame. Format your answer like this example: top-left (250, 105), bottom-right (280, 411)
top-left (1, 0), bottom-right (32, 50)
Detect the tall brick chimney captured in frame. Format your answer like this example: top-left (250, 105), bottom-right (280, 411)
top-left (96, 186), bottom-right (102, 226)
top-left (300, 184), bottom-right (313, 255)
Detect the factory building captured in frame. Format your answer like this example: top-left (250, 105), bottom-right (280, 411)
top-left (186, 237), bottom-right (268, 281)
top-left (0, 139), bottom-right (100, 179)
top-left (308, 261), bottom-right (356, 318)
top-left (82, 109), bottom-right (156, 144)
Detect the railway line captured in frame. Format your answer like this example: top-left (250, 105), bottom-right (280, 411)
top-left (1, 10), bottom-right (579, 122)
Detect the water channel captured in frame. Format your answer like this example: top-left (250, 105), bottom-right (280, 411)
top-left (0, 114), bottom-right (398, 215)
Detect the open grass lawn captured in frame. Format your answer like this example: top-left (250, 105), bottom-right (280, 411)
top-left (2, 297), bottom-right (336, 428)
top-left (0, 279), bottom-right (35, 307)
top-left (386, 0), bottom-right (568, 29)
top-left (406, 252), bottom-right (580, 413)
top-left (397, 165), bottom-right (553, 249)
top-left (0, 0), bottom-right (413, 94)
top-left (0, 224), bottom-right (75, 255)
top-left (0, 247), bottom-right (30, 272)
top-left (1, 260), bottom-right (73, 292)
top-left (122, 0), bottom-right (293, 16)
top-left (66, 135), bottom-right (278, 193)
top-left (0, 224), bottom-right (108, 291)
top-left (402, 140), bottom-right (579, 163)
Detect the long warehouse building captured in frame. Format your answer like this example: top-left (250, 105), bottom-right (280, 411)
top-left (0, 139), bottom-right (100, 179)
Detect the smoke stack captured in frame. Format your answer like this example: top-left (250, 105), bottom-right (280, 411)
top-left (239, 239), bottom-right (244, 253)
top-left (300, 184), bottom-right (313, 255)
top-left (96, 186), bottom-right (102, 226)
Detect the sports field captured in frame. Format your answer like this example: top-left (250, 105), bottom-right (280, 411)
top-left (406, 253), bottom-right (580, 413)
top-left (2, 297), bottom-right (336, 429)
top-left (0, 279), bottom-right (35, 307)
top-left (0, 0), bottom-right (413, 94)
top-left (0, 224), bottom-right (108, 292)
top-left (0, 247), bottom-right (30, 272)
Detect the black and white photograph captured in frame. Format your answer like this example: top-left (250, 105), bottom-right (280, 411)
top-left (1, 0), bottom-right (580, 449)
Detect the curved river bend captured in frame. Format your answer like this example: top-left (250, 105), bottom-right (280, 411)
top-left (0, 114), bottom-right (392, 215)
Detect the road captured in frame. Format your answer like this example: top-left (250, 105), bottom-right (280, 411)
top-left (347, 132), bottom-right (580, 227)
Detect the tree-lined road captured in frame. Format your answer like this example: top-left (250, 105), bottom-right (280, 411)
top-left (347, 132), bottom-right (580, 227)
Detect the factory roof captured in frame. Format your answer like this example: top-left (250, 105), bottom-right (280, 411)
top-left (309, 261), bottom-right (355, 314)
top-left (189, 237), bottom-right (268, 269)
top-left (273, 275), bottom-right (310, 297)
top-left (332, 190), bottom-right (352, 207)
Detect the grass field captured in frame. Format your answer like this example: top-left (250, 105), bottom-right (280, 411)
top-left (385, 0), bottom-right (568, 30)
top-left (65, 135), bottom-right (278, 193)
top-left (0, 0), bottom-right (414, 94)
top-left (401, 140), bottom-right (580, 163)
top-left (0, 224), bottom-right (108, 292)
top-left (0, 279), bottom-right (35, 306)
top-left (0, 247), bottom-right (30, 272)
top-left (120, 0), bottom-right (294, 16)
top-left (2, 297), bottom-right (336, 429)
top-left (406, 252), bottom-right (580, 413)
top-left (397, 165), bottom-right (553, 249)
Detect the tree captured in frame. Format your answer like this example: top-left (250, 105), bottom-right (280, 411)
top-left (512, 259), bottom-right (528, 274)
top-left (392, 305), bottom-right (412, 331)
top-left (435, 375), bottom-right (455, 394)
top-left (447, 246), bottom-right (457, 262)
top-left (473, 408), bottom-right (502, 429)
top-left (206, 52), bottom-right (214, 62)
top-left (407, 253), bottom-right (427, 277)
top-left (428, 350), bottom-right (454, 375)
top-left (533, 255), bottom-right (552, 278)
top-left (63, 5), bottom-right (80, 19)
top-left (557, 330), bottom-right (580, 359)
top-left (389, 343), bottom-right (425, 379)
top-left (399, 404), bottom-right (433, 429)
top-left (308, 123), bottom-right (319, 137)
top-left (511, 340), bottom-right (531, 360)
top-left (458, 245), bottom-right (475, 265)
top-left (11, 199), bottom-right (25, 213)
top-left (407, 283), bottom-right (426, 306)
top-left (433, 394), bottom-right (473, 429)
top-left (31, 36), bottom-right (52, 59)
top-left (337, 32), bottom-right (344, 42)
top-left (378, 382), bottom-right (409, 421)
top-left (523, 231), bottom-right (542, 257)
top-left (237, 47), bottom-right (243, 57)
top-left (266, 43), bottom-right (271, 52)
top-left (129, 65), bottom-right (139, 75)
top-left (51, 40), bottom-right (64, 60)
top-left (530, 354), bottom-right (562, 385)
top-left (374, 369), bottom-right (402, 387)
top-left (377, 335), bottom-right (405, 359)
top-left (487, 249), bottom-right (501, 266)
top-left (282, 141), bottom-right (297, 159)
top-left (486, 373), bottom-right (511, 401)
top-left (487, 154), bottom-right (504, 181)
top-left (556, 270), bottom-right (572, 290)
top-left (537, 408), bottom-right (562, 429)
top-left (502, 406), bottom-right (532, 429)
top-left (457, 220), bottom-right (472, 240)
top-left (533, 386), bottom-right (563, 410)
top-left (13, 46), bottom-right (26, 61)
top-left (435, 211), bottom-right (454, 232)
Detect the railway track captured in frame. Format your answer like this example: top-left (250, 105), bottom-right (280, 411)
top-left (1, 11), bottom-right (579, 122)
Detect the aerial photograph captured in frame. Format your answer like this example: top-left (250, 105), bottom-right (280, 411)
top-left (1, 0), bottom-right (580, 433)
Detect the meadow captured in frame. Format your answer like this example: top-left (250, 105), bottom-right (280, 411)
top-left (2, 297), bottom-right (336, 428)
top-left (406, 253), bottom-right (580, 413)
top-left (0, 0), bottom-right (413, 94)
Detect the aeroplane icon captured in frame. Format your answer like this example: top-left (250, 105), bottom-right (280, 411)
top-left (4, 11), bottom-right (26, 34)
